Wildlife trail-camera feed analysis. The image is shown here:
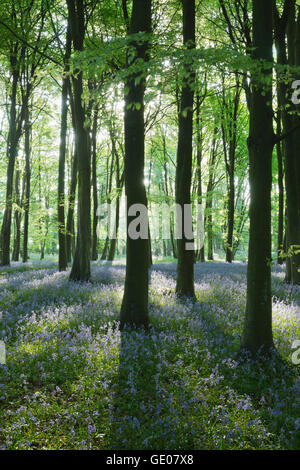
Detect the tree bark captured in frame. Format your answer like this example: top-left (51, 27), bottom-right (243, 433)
top-left (120, 0), bottom-right (152, 328)
top-left (206, 125), bottom-right (218, 261)
top-left (91, 106), bottom-right (99, 261)
top-left (241, 0), bottom-right (275, 355)
top-left (175, 0), bottom-right (196, 298)
top-left (195, 94), bottom-right (205, 262)
top-left (58, 23), bottom-right (71, 271)
top-left (221, 77), bottom-right (241, 263)
top-left (12, 166), bottom-right (21, 262)
top-left (0, 56), bottom-right (20, 266)
top-left (276, 113), bottom-right (284, 265)
top-left (67, 0), bottom-right (91, 282)
top-left (66, 149), bottom-right (78, 263)
top-left (108, 145), bottom-right (123, 262)
top-left (22, 104), bottom-right (31, 263)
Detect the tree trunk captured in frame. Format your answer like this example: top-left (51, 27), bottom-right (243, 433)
top-left (225, 81), bottom-right (240, 263)
top-left (241, 0), bottom-right (274, 355)
top-left (175, 0), bottom-right (196, 298)
top-left (276, 114), bottom-right (284, 265)
top-left (108, 149), bottom-right (123, 262)
top-left (196, 94), bottom-right (205, 262)
top-left (12, 166), bottom-right (21, 262)
top-left (101, 149), bottom-right (115, 260)
top-left (120, 0), bottom-right (152, 328)
top-left (206, 126), bottom-right (218, 261)
top-left (108, 196), bottom-right (120, 261)
top-left (225, 174), bottom-right (235, 263)
top-left (91, 106), bottom-right (99, 261)
top-left (0, 65), bottom-right (19, 266)
top-left (22, 104), bottom-right (31, 263)
top-left (66, 149), bottom-right (78, 263)
top-left (67, 0), bottom-right (91, 282)
top-left (206, 204), bottom-right (213, 261)
top-left (58, 24), bottom-right (71, 271)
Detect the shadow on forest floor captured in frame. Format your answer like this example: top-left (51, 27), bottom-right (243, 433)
top-left (108, 328), bottom-right (161, 449)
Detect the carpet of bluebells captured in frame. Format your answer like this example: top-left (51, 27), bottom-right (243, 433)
top-left (0, 259), bottom-right (299, 450)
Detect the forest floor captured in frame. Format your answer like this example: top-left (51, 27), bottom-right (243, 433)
top-left (0, 260), bottom-right (299, 450)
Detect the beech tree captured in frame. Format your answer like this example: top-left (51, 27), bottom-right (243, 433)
top-left (120, 0), bottom-right (152, 328)
top-left (57, 22), bottom-right (72, 272)
top-left (175, 0), bottom-right (196, 298)
top-left (0, 0), bottom-right (50, 266)
top-left (67, 0), bottom-right (91, 282)
top-left (220, 74), bottom-right (242, 263)
top-left (241, 0), bottom-right (275, 355)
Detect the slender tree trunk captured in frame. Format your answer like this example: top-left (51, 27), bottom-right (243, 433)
top-left (67, 0), bottom-right (91, 282)
top-left (38, 160), bottom-right (42, 259)
top-left (91, 107), bottom-right (99, 261)
top-left (161, 132), bottom-right (176, 261)
top-left (276, 114), bottom-right (284, 265)
top-left (221, 77), bottom-right (240, 263)
top-left (120, 0), bottom-right (152, 328)
top-left (147, 149), bottom-right (153, 267)
top-left (225, 174), bottom-right (235, 263)
top-left (22, 104), bottom-right (31, 263)
top-left (108, 197), bottom-right (120, 261)
top-left (108, 151), bottom-right (123, 262)
top-left (274, 5), bottom-right (293, 276)
top-left (57, 74), bottom-right (69, 271)
top-left (196, 95), bottom-right (205, 262)
top-left (206, 126), bottom-right (218, 261)
top-left (175, 0), bottom-right (196, 298)
top-left (101, 237), bottom-right (109, 260)
top-left (58, 24), bottom-right (71, 271)
top-left (241, 0), bottom-right (275, 355)
top-left (206, 202), bottom-right (213, 260)
top-left (40, 193), bottom-right (49, 260)
top-left (66, 150), bottom-right (78, 263)
top-left (65, 75), bottom-right (78, 264)
top-left (0, 66), bottom-right (19, 266)
top-left (12, 166), bottom-right (21, 262)
top-left (101, 150), bottom-right (115, 260)
top-left (225, 102), bottom-right (239, 264)
top-left (285, 219), bottom-right (292, 281)
top-left (170, 219), bottom-right (177, 259)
